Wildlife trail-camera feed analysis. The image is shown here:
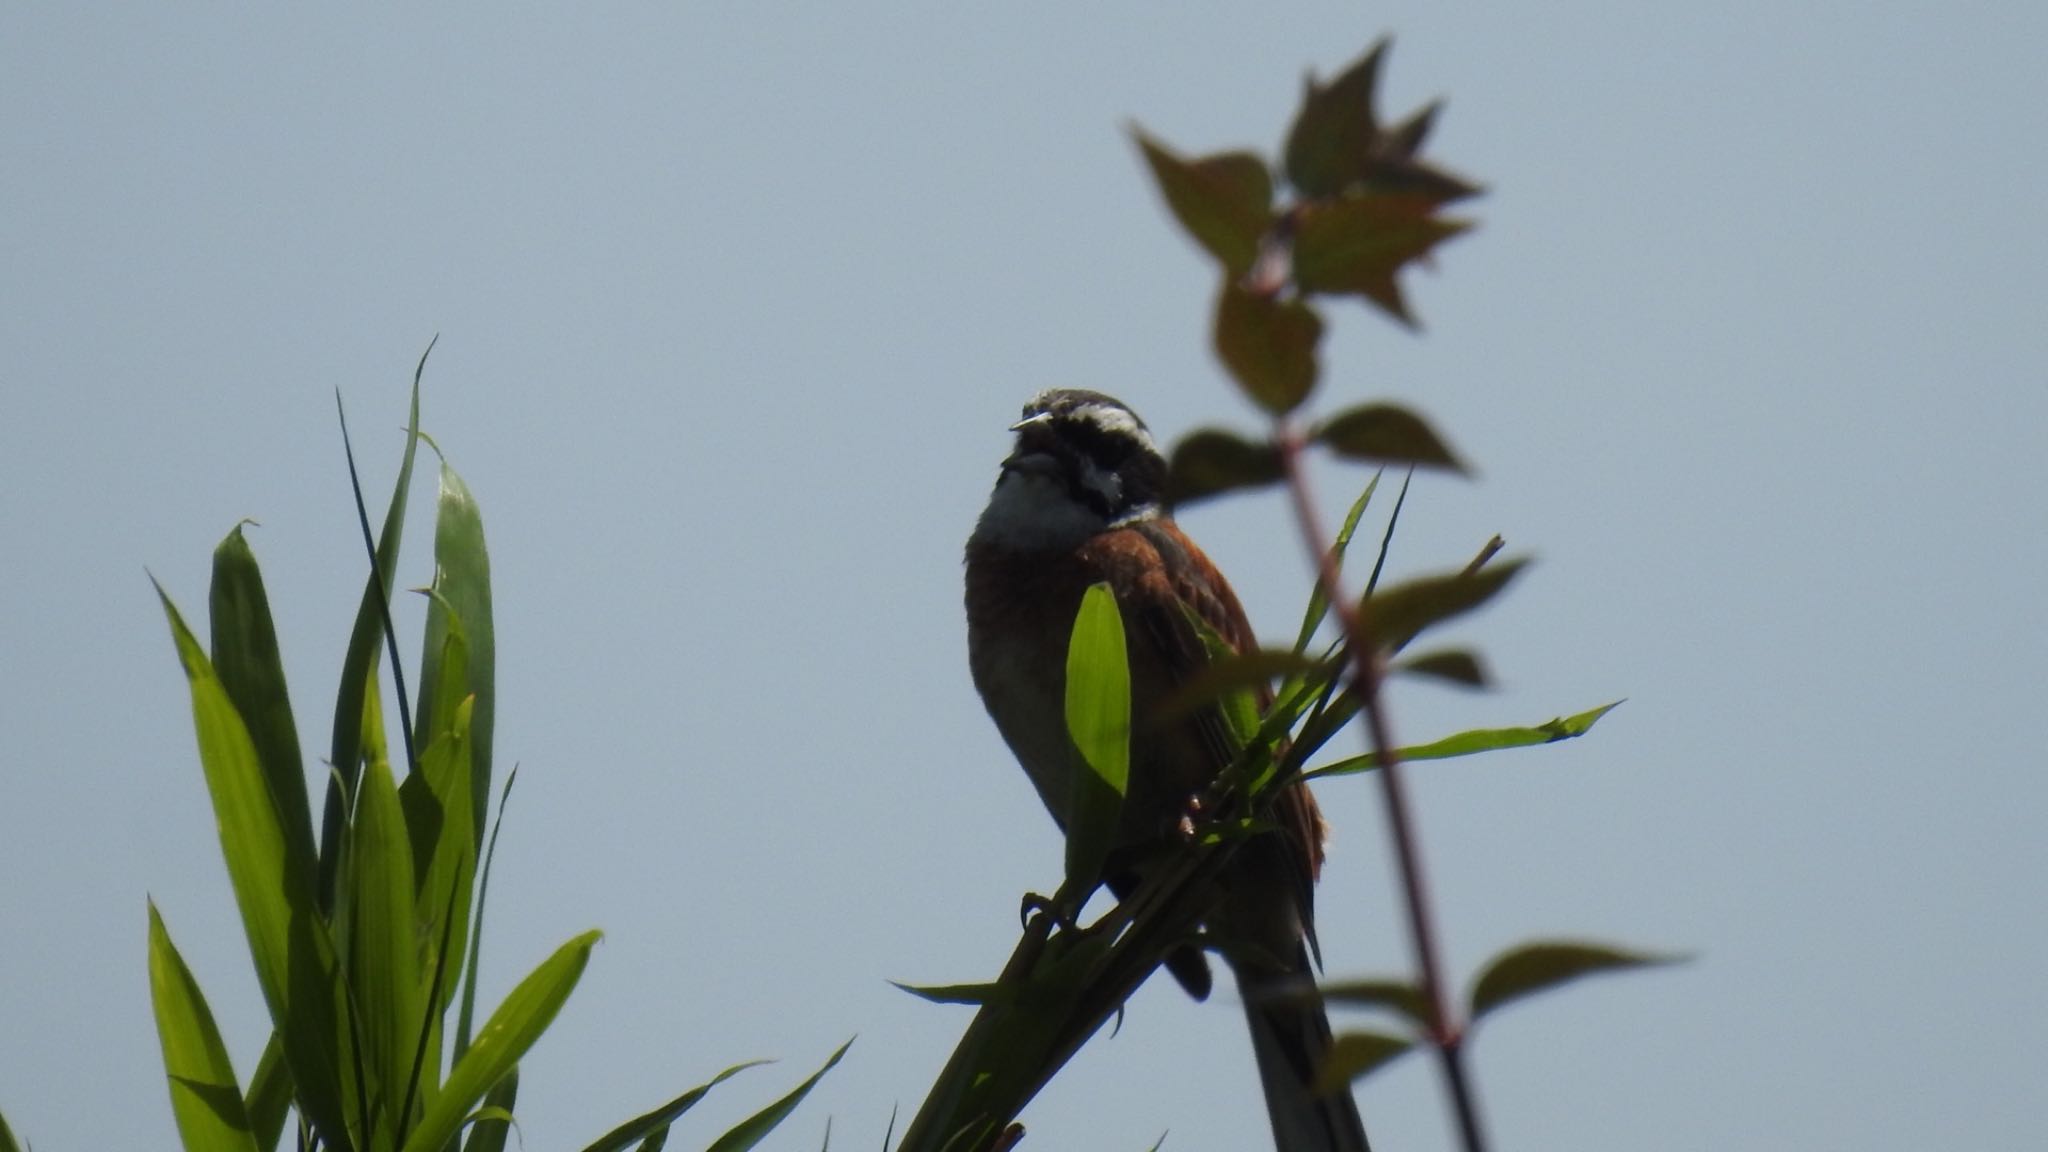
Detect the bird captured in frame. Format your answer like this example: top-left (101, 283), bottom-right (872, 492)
top-left (964, 388), bottom-right (1370, 1152)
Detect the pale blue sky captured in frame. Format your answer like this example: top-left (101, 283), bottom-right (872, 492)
top-left (4, 3), bottom-right (2044, 1149)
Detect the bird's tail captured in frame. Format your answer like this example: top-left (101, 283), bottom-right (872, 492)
top-left (1235, 947), bottom-right (1371, 1152)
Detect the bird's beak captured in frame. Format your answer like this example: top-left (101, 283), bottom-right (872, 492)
top-left (1008, 411), bottom-right (1053, 434)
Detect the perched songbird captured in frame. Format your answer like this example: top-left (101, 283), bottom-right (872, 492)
top-left (964, 389), bottom-right (1370, 1152)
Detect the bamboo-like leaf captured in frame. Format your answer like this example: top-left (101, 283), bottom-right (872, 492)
top-left (347, 751), bottom-right (421, 1139)
top-left (1469, 940), bottom-right (1684, 1024)
top-left (396, 693), bottom-right (478, 1118)
top-left (1291, 473), bottom-right (1380, 656)
top-left (1132, 128), bottom-right (1274, 276)
top-left (703, 1040), bottom-right (853, 1152)
top-left (148, 902), bottom-right (260, 1152)
top-left (1319, 979), bottom-right (1432, 1030)
top-left (1304, 700), bottom-right (1622, 779)
top-left (1063, 584), bottom-right (1130, 888)
top-left (156, 586), bottom-right (356, 1148)
top-left (1311, 1030), bottom-right (1415, 1094)
top-left (1165, 428), bottom-right (1283, 509)
top-left (322, 351), bottom-right (428, 911)
top-left (1314, 403), bottom-right (1469, 475)
top-left (887, 981), bottom-right (1005, 1006)
top-left (577, 1061), bottom-right (768, 1152)
top-left (243, 1034), bottom-right (289, 1152)
top-left (209, 526), bottom-right (316, 896)
top-left (414, 461), bottom-right (495, 850)
top-left (461, 1067), bottom-right (518, 1152)
top-left (399, 930), bottom-right (601, 1152)
top-left (456, 764), bottom-right (520, 1062)
top-left (1360, 558), bottom-right (1529, 653)
top-left (0, 1109), bottom-right (19, 1152)
top-left (1152, 647), bottom-right (1319, 736)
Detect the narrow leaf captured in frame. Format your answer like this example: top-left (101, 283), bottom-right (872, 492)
top-left (209, 526), bottom-right (316, 896)
top-left (1393, 649), bottom-right (1490, 689)
top-left (1311, 1030), bottom-right (1415, 1094)
top-left (0, 1110), bottom-right (19, 1152)
top-left (1152, 647), bottom-right (1320, 734)
top-left (323, 357), bottom-right (427, 912)
top-left (1292, 472), bottom-right (1380, 655)
top-left (1213, 281), bottom-right (1324, 416)
top-left (577, 1061), bottom-right (768, 1152)
top-left (400, 930), bottom-right (602, 1152)
top-left (1314, 403), bottom-right (1468, 474)
top-left (887, 981), bottom-right (1005, 1006)
top-left (461, 1066), bottom-right (518, 1152)
top-left (1064, 583), bottom-right (1130, 888)
top-left (1469, 940), bottom-right (1685, 1023)
top-left (149, 902), bottom-right (261, 1152)
top-left (414, 461), bottom-right (495, 850)
top-left (1319, 979), bottom-right (1433, 1030)
top-left (1361, 557), bottom-right (1529, 653)
top-left (155, 585), bottom-right (355, 1148)
top-left (704, 1039), bottom-right (854, 1152)
top-left (1165, 428), bottom-right (1283, 509)
top-left (1132, 128), bottom-right (1274, 276)
top-left (456, 764), bottom-right (520, 1062)
top-left (347, 751), bottom-right (422, 1138)
top-left (243, 1033), bottom-right (290, 1152)
top-left (1303, 700), bottom-right (1623, 780)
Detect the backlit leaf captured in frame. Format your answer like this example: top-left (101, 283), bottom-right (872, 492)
top-left (148, 902), bottom-right (259, 1152)
top-left (1470, 941), bottom-right (1685, 1023)
top-left (1213, 281), bottom-right (1324, 415)
top-left (1361, 558), bottom-right (1528, 653)
top-left (1064, 583), bottom-right (1130, 887)
top-left (1304, 700), bottom-right (1623, 779)
top-left (1133, 128), bottom-right (1274, 276)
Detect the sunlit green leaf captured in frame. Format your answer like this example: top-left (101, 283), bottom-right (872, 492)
top-left (457, 765), bottom-right (520, 1062)
top-left (1311, 1029), bottom-right (1415, 1094)
top-left (208, 526), bottom-right (316, 896)
top-left (577, 1061), bottom-right (768, 1152)
top-left (397, 693), bottom-right (478, 1118)
top-left (1469, 940), bottom-right (1685, 1023)
top-left (703, 1040), bottom-right (853, 1152)
top-left (1064, 584), bottom-right (1129, 888)
top-left (415, 460), bottom-right (495, 849)
top-left (347, 750), bottom-right (421, 1138)
top-left (461, 1066), bottom-right (518, 1152)
top-left (1165, 427), bottom-right (1284, 508)
top-left (148, 902), bottom-right (260, 1152)
top-left (1304, 700), bottom-right (1622, 779)
top-left (242, 1033), bottom-right (289, 1152)
top-left (323, 351), bottom-right (428, 912)
top-left (156, 585), bottom-right (355, 1148)
top-left (1213, 281), bottom-right (1324, 416)
top-left (1314, 403), bottom-right (1468, 474)
top-left (1292, 473), bottom-right (1380, 655)
top-left (400, 930), bottom-right (601, 1152)
top-left (1132, 128), bottom-right (1274, 276)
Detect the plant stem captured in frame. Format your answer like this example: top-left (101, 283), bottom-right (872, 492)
top-left (1274, 424), bottom-right (1489, 1152)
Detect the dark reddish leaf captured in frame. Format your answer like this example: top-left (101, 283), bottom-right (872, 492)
top-left (1361, 558), bottom-right (1529, 653)
top-left (1283, 40), bottom-right (1388, 199)
top-left (1469, 941), bottom-right (1684, 1023)
top-left (1314, 402), bottom-right (1468, 474)
top-left (1291, 196), bottom-right (1472, 327)
top-left (1213, 281), bottom-right (1324, 415)
top-left (1133, 128), bottom-right (1275, 276)
top-left (1165, 427), bottom-right (1283, 508)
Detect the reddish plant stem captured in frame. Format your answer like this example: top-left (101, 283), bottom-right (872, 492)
top-left (1275, 424), bottom-right (1489, 1152)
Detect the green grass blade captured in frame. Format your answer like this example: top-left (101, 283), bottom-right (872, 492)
top-left (156, 585), bottom-right (358, 1149)
top-left (322, 354), bottom-right (428, 912)
top-left (1063, 583), bottom-right (1130, 889)
top-left (348, 751), bottom-right (422, 1141)
top-left (1304, 701), bottom-right (1623, 780)
top-left (395, 690), bottom-right (478, 1121)
top-left (460, 1066), bottom-right (518, 1152)
top-left (209, 526), bottom-right (317, 895)
top-left (149, 901), bottom-right (261, 1152)
top-left (0, 1109), bottom-right (19, 1152)
top-left (243, 1033), bottom-right (290, 1152)
top-left (1292, 472), bottom-right (1380, 655)
top-left (576, 1060), bottom-right (767, 1152)
top-left (399, 930), bottom-right (602, 1152)
top-left (413, 461), bottom-right (495, 851)
top-left (455, 764), bottom-right (519, 1062)
top-left (704, 1040), bottom-right (853, 1152)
